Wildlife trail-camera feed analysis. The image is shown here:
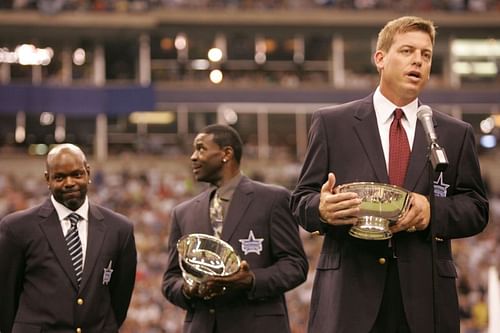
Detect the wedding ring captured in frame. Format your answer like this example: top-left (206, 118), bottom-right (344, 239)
top-left (406, 226), bottom-right (417, 233)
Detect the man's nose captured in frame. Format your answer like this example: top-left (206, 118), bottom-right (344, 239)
top-left (412, 52), bottom-right (423, 66)
top-left (64, 177), bottom-right (76, 187)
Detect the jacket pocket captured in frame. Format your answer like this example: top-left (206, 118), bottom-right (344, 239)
top-left (254, 300), bottom-right (286, 316)
top-left (12, 322), bottom-right (42, 333)
top-left (437, 259), bottom-right (457, 278)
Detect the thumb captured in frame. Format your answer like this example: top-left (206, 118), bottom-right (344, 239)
top-left (240, 260), bottom-right (251, 272)
top-left (321, 172), bottom-right (336, 194)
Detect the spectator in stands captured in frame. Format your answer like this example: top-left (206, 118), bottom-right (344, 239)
top-left (162, 124), bottom-right (308, 333)
top-left (290, 15), bottom-right (489, 333)
top-left (0, 143), bottom-right (137, 333)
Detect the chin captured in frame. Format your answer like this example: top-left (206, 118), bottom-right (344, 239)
top-left (63, 198), bottom-right (84, 211)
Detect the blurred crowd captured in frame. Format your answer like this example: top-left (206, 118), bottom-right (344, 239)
top-left (0, 155), bottom-right (498, 333)
top-left (3, 0), bottom-right (500, 12)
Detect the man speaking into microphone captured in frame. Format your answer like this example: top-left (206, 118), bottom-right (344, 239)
top-left (291, 16), bottom-right (489, 333)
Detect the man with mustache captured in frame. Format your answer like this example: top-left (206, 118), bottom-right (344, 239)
top-left (0, 143), bottom-right (137, 333)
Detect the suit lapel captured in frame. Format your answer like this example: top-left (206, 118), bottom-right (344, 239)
top-left (221, 177), bottom-right (252, 241)
top-left (79, 204), bottom-right (106, 291)
top-left (38, 200), bottom-right (79, 290)
top-left (405, 120), bottom-right (430, 191)
top-left (352, 99), bottom-right (389, 183)
top-left (196, 190), bottom-right (216, 235)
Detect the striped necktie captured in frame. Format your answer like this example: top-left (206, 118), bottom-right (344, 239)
top-left (389, 108), bottom-right (410, 187)
top-left (66, 213), bottom-right (83, 286)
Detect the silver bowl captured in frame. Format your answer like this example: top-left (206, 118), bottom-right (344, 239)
top-left (177, 233), bottom-right (241, 288)
top-left (337, 182), bottom-right (411, 240)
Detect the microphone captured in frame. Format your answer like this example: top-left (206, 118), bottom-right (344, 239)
top-left (417, 105), bottom-right (438, 145)
top-left (417, 105), bottom-right (449, 172)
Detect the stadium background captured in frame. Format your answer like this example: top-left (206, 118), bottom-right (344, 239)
top-left (1, 2), bottom-right (500, 332)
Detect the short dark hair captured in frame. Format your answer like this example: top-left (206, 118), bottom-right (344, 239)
top-left (201, 124), bottom-right (243, 164)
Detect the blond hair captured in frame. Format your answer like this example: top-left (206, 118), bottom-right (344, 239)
top-left (376, 16), bottom-right (436, 52)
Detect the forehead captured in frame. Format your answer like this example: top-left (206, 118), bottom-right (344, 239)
top-left (391, 30), bottom-right (433, 50)
top-left (47, 151), bottom-right (86, 172)
top-left (193, 133), bottom-right (217, 146)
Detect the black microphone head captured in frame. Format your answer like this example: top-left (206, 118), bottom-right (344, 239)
top-left (417, 105), bottom-right (432, 120)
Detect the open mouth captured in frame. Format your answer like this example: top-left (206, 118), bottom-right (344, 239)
top-left (406, 71), bottom-right (422, 81)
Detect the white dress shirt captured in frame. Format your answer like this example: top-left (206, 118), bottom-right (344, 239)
top-left (51, 196), bottom-right (89, 269)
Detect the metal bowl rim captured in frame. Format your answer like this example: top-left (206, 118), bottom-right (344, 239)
top-left (338, 181), bottom-right (408, 194)
top-left (177, 233), bottom-right (237, 253)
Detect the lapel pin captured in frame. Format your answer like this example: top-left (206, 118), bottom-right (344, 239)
top-left (102, 260), bottom-right (113, 285)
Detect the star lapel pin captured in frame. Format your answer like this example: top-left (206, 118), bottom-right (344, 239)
top-left (239, 230), bottom-right (264, 255)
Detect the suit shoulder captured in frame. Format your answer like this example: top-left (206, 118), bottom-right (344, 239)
top-left (249, 179), bottom-right (291, 197)
top-left (0, 204), bottom-right (43, 229)
top-left (434, 109), bottom-right (471, 129)
top-left (315, 97), bottom-right (369, 117)
top-left (172, 191), bottom-right (206, 214)
top-left (93, 204), bottom-right (134, 229)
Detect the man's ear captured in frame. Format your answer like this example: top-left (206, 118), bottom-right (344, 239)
top-left (85, 163), bottom-right (91, 180)
top-left (373, 50), bottom-right (385, 72)
top-left (223, 146), bottom-right (234, 162)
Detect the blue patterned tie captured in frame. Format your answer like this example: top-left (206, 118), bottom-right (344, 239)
top-left (66, 213), bottom-right (83, 286)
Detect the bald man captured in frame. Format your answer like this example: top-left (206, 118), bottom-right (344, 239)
top-left (0, 144), bottom-right (137, 333)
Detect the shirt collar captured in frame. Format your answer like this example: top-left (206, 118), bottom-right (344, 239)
top-left (213, 172), bottom-right (243, 201)
top-left (373, 86), bottom-right (419, 126)
top-left (51, 195), bottom-right (89, 221)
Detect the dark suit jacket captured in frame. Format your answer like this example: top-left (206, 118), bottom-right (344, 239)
top-left (162, 176), bottom-right (308, 333)
top-left (290, 95), bottom-right (489, 333)
top-left (0, 199), bottom-right (137, 333)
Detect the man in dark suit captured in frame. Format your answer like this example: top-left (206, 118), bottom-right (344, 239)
top-left (290, 16), bottom-right (489, 333)
top-left (162, 124), bottom-right (308, 333)
top-left (0, 144), bottom-right (137, 333)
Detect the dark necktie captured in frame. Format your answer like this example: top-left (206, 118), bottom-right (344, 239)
top-left (389, 108), bottom-right (410, 187)
top-left (66, 213), bottom-right (83, 286)
top-left (210, 191), bottom-right (224, 238)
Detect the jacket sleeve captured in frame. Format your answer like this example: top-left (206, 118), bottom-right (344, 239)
top-left (0, 218), bottom-right (24, 333)
top-left (432, 123), bottom-right (489, 239)
top-left (161, 208), bottom-right (193, 310)
top-left (290, 111), bottom-right (331, 234)
top-left (109, 222), bottom-right (137, 327)
top-left (249, 187), bottom-right (309, 300)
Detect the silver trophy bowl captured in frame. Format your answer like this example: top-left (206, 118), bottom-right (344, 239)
top-left (177, 233), bottom-right (241, 288)
top-left (337, 182), bottom-right (411, 240)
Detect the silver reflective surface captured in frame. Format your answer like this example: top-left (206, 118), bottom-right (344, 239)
top-left (177, 233), bottom-right (241, 286)
top-left (338, 182), bottom-right (411, 240)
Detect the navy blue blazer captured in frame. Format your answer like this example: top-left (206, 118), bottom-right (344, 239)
top-left (0, 199), bottom-right (137, 333)
top-left (162, 176), bottom-right (308, 333)
top-left (291, 95), bottom-right (489, 333)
